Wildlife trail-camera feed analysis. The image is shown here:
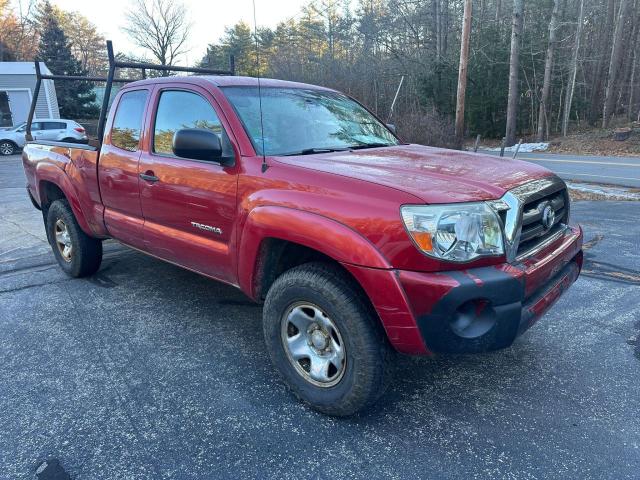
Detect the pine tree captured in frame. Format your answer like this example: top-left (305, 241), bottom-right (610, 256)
top-left (199, 22), bottom-right (258, 76)
top-left (37, 1), bottom-right (97, 119)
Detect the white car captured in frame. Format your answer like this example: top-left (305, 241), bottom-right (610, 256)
top-left (0, 119), bottom-right (89, 155)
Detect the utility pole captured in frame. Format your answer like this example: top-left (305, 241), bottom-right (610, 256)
top-left (505, 0), bottom-right (524, 146)
top-left (455, 0), bottom-right (473, 147)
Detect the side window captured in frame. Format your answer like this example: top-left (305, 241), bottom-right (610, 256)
top-left (44, 122), bottom-right (66, 130)
top-left (31, 122), bottom-right (42, 130)
top-left (153, 90), bottom-right (233, 159)
top-left (111, 90), bottom-right (147, 152)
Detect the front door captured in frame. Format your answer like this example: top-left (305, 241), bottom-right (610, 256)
top-left (138, 85), bottom-right (239, 284)
top-left (31, 121), bottom-right (45, 140)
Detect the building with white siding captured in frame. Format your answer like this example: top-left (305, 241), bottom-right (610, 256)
top-left (0, 62), bottom-right (59, 128)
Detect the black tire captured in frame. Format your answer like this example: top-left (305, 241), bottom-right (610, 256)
top-left (263, 262), bottom-right (394, 416)
top-left (46, 199), bottom-right (102, 277)
top-left (0, 140), bottom-right (16, 156)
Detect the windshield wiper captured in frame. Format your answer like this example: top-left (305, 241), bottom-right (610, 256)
top-left (282, 147), bottom-right (349, 156)
top-left (349, 142), bottom-right (394, 150)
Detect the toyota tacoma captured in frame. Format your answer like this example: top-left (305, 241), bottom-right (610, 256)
top-left (22, 72), bottom-right (583, 416)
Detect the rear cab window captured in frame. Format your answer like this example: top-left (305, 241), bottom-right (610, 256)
top-left (152, 89), bottom-right (234, 160)
top-left (111, 90), bottom-right (148, 152)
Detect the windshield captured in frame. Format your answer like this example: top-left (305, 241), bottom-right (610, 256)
top-left (221, 87), bottom-right (398, 156)
top-left (1, 122), bottom-right (25, 132)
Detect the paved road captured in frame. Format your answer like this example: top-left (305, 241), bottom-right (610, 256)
top-left (1, 155), bottom-right (639, 479)
top-left (480, 150), bottom-right (640, 188)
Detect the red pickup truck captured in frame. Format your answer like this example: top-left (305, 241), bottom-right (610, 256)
top-left (22, 74), bottom-right (583, 416)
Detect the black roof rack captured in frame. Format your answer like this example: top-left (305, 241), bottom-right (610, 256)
top-left (26, 40), bottom-right (235, 146)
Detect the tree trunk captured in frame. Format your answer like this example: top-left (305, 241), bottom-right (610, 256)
top-left (588, 0), bottom-right (616, 124)
top-left (562, 0), bottom-right (585, 137)
top-left (505, 0), bottom-right (524, 146)
top-left (455, 0), bottom-right (473, 146)
top-left (434, 0), bottom-right (441, 59)
top-left (602, 0), bottom-right (631, 128)
top-left (621, 7), bottom-right (640, 118)
top-left (629, 46), bottom-right (637, 120)
top-left (536, 0), bottom-right (561, 142)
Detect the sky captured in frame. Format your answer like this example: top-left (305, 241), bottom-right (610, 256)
top-left (47, 0), bottom-right (308, 64)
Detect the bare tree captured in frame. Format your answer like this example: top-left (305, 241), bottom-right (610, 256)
top-left (588, 0), bottom-right (616, 124)
top-left (122, 0), bottom-right (191, 68)
top-left (505, 0), bottom-right (524, 146)
top-left (602, 0), bottom-right (631, 127)
top-left (454, 0), bottom-right (472, 145)
top-left (0, 0), bottom-right (37, 61)
top-left (536, 0), bottom-right (560, 141)
top-left (562, 0), bottom-right (584, 137)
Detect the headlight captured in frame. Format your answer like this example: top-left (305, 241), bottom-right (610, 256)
top-left (401, 203), bottom-right (504, 262)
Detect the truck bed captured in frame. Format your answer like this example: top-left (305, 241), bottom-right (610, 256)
top-left (22, 142), bottom-right (107, 238)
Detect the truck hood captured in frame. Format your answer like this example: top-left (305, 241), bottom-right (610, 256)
top-left (275, 144), bottom-right (553, 203)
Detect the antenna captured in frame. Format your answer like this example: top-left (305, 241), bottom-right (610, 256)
top-left (253, 0), bottom-right (268, 173)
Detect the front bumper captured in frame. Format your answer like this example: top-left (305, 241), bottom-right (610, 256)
top-left (344, 225), bottom-right (583, 355)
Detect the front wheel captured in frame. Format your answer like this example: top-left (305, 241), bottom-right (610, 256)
top-left (263, 262), bottom-right (394, 416)
top-left (46, 199), bottom-right (102, 277)
top-left (0, 140), bottom-right (16, 155)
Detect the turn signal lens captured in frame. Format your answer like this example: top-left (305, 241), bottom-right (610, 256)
top-left (412, 231), bottom-right (433, 251)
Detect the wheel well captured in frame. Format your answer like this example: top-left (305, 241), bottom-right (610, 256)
top-left (0, 139), bottom-right (18, 147)
top-left (253, 238), bottom-right (368, 303)
top-left (39, 181), bottom-right (66, 213)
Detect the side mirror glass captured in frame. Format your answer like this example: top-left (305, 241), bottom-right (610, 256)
top-left (172, 128), bottom-right (231, 164)
top-left (386, 123), bottom-right (397, 134)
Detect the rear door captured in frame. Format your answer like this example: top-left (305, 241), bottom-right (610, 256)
top-left (98, 88), bottom-right (150, 249)
top-left (138, 84), bottom-right (239, 283)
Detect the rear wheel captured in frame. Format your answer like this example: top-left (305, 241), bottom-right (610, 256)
top-left (0, 140), bottom-right (16, 155)
top-left (263, 262), bottom-right (394, 416)
top-left (46, 199), bottom-right (102, 277)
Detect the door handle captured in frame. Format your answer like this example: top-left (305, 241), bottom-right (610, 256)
top-left (139, 172), bottom-right (159, 183)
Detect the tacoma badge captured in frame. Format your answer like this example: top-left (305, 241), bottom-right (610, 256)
top-left (191, 222), bottom-right (222, 235)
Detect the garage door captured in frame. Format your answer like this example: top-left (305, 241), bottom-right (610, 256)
top-left (7, 90), bottom-right (31, 125)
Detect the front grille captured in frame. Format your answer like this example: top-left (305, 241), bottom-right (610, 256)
top-left (515, 178), bottom-right (569, 257)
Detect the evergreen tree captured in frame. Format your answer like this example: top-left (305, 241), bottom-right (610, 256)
top-left (199, 22), bottom-right (259, 76)
top-left (37, 1), bottom-right (97, 119)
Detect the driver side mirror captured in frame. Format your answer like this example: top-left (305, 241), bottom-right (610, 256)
top-left (386, 123), bottom-right (397, 134)
top-left (172, 128), bottom-right (233, 165)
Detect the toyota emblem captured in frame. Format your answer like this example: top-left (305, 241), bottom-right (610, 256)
top-left (541, 203), bottom-right (555, 230)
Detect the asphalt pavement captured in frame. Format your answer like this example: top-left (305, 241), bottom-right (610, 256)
top-left (480, 150), bottom-right (640, 188)
top-left (1, 154), bottom-right (639, 479)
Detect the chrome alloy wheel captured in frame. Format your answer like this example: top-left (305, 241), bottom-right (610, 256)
top-left (281, 302), bottom-right (346, 387)
top-left (54, 219), bottom-right (73, 262)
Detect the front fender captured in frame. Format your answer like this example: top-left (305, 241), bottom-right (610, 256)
top-left (237, 205), bottom-right (391, 298)
top-left (35, 162), bottom-right (94, 236)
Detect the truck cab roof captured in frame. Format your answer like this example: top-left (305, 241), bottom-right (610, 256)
top-left (125, 75), bottom-right (337, 92)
